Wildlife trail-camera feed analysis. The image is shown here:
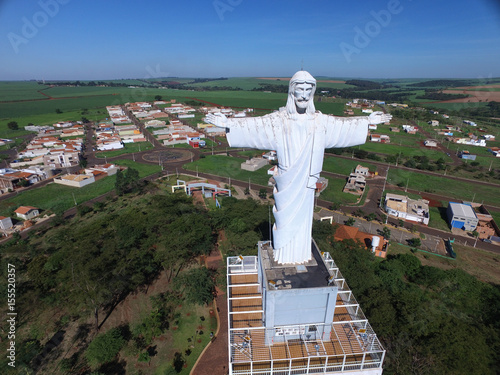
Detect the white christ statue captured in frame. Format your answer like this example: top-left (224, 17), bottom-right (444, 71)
top-left (206, 71), bottom-right (392, 264)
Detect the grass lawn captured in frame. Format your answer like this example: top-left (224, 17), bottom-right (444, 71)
top-left (358, 142), bottom-right (451, 162)
top-left (319, 176), bottom-right (360, 205)
top-left (152, 303), bottom-right (217, 375)
top-left (0, 176), bottom-right (118, 216)
top-left (387, 168), bottom-right (500, 207)
top-left (428, 206), bottom-right (452, 232)
top-left (95, 142), bottom-right (154, 158)
top-left (184, 155), bottom-right (271, 186)
top-left (322, 156), bottom-right (378, 176)
top-left (237, 150), bottom-right (267, 158)
top-left (0, 161), bottom-right (160, 216)
top-left (114, 159), bottom-right (162, 177)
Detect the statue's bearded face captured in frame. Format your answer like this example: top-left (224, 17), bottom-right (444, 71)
top-left (293, 82), bottom-right (314, 112)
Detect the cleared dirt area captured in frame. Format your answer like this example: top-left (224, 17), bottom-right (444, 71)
top-left (441, 86), bottom-right (500, 103)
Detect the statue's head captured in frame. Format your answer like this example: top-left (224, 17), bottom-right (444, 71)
top-left (286, 70), bottom-right (316, 117)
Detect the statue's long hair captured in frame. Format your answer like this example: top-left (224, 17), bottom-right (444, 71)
top-left (285, 71), bottom-right (317, 119)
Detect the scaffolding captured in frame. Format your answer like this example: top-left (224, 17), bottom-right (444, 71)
top-left (227, 253), bottom-right (385, 375)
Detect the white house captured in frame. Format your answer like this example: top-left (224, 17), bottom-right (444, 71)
top-left (384, 194), bottom-right (430, 225)
top-left (54, 174), bottom-right (95, 188)
top-left (14, 206), bottom-right (40, 220)
top-left (0, 216), bottom-right (13, 230)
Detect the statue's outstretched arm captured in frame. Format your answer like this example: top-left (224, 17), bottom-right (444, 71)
top-left (368, 111), bottom-right (392, 124)
top-left (205, 113), bottom-right (232, 129)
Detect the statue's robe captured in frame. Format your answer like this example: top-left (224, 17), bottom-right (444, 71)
top-left (226, 109), bottom-right (369, 264)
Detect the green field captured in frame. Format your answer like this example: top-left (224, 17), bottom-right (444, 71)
top-left (322, 156), bottom-right (378, 176)
top-left (0, 81), bottom-right (49, 101)
top-left (387, 168), bottom-right (500, 207)
top-left (358, 141), bottom-right (452, 162)
top-left (186, 77), bottom-right (355, 91)
top-left (184, 155), bottom-right (271, 186)
top-left (319, 176), bottom-right (360, 205)
top-left (0, 176), bottom-right (118, 216)
top-left (0, 160), bottom-right (161, 216)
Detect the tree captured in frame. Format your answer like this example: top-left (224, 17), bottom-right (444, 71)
top-left (7, 121), bottom-right (18, 130)
top-left (345, 218), bottom-right (355, 226)
top-left (407, 237), bottom-right (421, 247)
top-left (115, 168), bottom-right (141, 195)
top-left (154, 95), bottom-right (162, 101)
top-left (55, 108), bottom-right (63, 114)
top-left (244, 187), bottom-right (250, 195)
top-left (85, 328), bottom-right (126, 368)
top-left (366, 213), bottom-right (376, 222)
top-left (258, 188), bottom-right (267, 199)
top-left (381, 227), bottom-right (391, 240)
top-left (174, 267), bottom-right (215, 306)
top-left (353, 209), bottom-right (365, 217)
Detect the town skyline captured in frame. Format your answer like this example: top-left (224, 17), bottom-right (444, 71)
top-left (1, 0), bottom-right (500, 81)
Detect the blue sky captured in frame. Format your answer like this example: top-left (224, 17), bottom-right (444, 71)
top-left (1, 0), bottom-right (500, 80)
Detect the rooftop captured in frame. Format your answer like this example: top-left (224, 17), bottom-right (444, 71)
top-left (260, 242), bottom-right (331, 289)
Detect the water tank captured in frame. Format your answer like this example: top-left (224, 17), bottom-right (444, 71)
top-left (371, 236), bottom-right (381, 252)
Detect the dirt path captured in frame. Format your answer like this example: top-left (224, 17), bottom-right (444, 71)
top-left (191, 247), bottom-right (229, 375)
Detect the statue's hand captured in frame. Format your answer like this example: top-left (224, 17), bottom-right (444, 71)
top-left (205, 113), bottom-right (229, 128)
top-left (369, 111), bottom-right (392, 125)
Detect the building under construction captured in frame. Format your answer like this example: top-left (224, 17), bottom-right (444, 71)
top-left (226, 241), bottom-right (385, 375)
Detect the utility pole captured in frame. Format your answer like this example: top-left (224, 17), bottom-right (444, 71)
top-left (405, 178), bottom-right (409, 193)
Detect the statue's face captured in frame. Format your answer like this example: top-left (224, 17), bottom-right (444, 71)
top-left (293, 82), bottom-right (314, 111)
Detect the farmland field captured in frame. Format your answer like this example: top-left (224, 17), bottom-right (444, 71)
top-left (0, 81), bottom-right (48, 101)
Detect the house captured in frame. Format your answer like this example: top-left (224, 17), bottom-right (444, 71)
top-left (402, 125), bottom-right (417, 134)
top-left (0, 216), bottom-right (13, 230)
top-left (385, 193), bottom-right (430, 225)
top-left (446, 202), bottom-right (478, 231)
top-left (241, 158), bottom-right (268, 171)
top-left (315, 177), bottom-right (328, 197)
top-left (333, 224), bottom-right (388, 258)
top-left (343, 165), bottom-right (371, 195)
top-left (428, 120), bottom-right (439, 126)
top-left (458, 151), bottom-right (476, 160)
top-left (390, 127), bottom-right (400, 132)
top-left (463, 120), bottom-right (477, 126)
top-left (483, 134), bottom-right (495, 141)
top-left (54, 174), bottom-right (95, 188)
top-left (424, 139), bottom-right (438, 148)
top-left (370, 134), bottom-right (390, 143)
top-left (343, 173), bottom-right (366, 195)
top-left (262, 151), bottom-right (277, 161)
top-left (368, 124), bottom-right (377, 130)
top-left (15, 206), bottom-right (39, 220)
